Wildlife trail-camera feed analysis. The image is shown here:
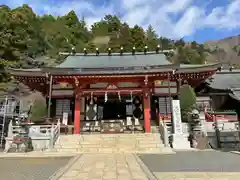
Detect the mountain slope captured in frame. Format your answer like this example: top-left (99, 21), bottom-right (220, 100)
top-left (204, 35), bottom-right (240, 65)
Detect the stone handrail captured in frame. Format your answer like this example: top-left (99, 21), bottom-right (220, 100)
top-left (159, 120), bottom-right (169, 147)
top-left (49, 120), bottom-right (61, 148)
top-left (7, 119), bottom-right (61, 149)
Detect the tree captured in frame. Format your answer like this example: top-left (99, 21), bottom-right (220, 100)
top-left (179, 84), bottom-right (196, 121)
top-left (0, 4), bottom-right (213, 83)
top-left (145, 25), bottom-right (158, 50)
top-left (103, 15), bottom-right (121, 34)
top-left (29, 99), bottom-right (47, 122)
top-left (159, 37), bottom-right (171, 50)
top-left (191, 41), bottom-right (197, 49)
top-left (175, 38), bottom-right (185, 47)
top-left (129, 25), bottom-right (145, 51)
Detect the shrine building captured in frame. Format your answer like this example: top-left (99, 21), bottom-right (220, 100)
top-left (8, 47), bottom-right (219, 134)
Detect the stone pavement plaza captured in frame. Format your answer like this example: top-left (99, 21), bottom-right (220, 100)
top-left (1, 151), bottom-right (240, 179)
top-left (56, 151), bottom-right (240, 180)
top-left (56, 152), bottom-right (240, 180)
top-left (154, 172), bottom-right (240, 180)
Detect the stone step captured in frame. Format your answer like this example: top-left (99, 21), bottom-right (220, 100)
top-left (55, 147), bottom-right (170, 153)
top-left (56, 142), bottom-right (164, 146)
top-left (137, 144), bottom-right (164, 148)
top-left (53, 133), bottom-right (172, 153)
top-left (58, 134), bottom-right (162, 140)
top-left (56, 142), bottom-right (164, 148)
top-left (56, 140), bottom-right (161, 144)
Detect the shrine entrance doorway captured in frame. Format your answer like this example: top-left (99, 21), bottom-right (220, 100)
top-left (103, 100), bottom-right (126, 120)
top-left (97, 95), bottom-right (126, 120)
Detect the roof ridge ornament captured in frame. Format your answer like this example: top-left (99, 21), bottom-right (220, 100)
top-left (217, 66), bottom-right (223, 72)
top-left (108, 47), bottom-right (112, 56)
top-left (120, 46), bottom-right (123, 56)
top-left (59, 45), bottom-right (174, 56)
top-left (156, 44), bottom-right (160, 54)
top-left (83, 48), bottom-right (87, 56)
top-left (132, 46), bottom-right (136, 55)
top-left (144, 45), bottom-right (148, 55)
top-left (96, 48), bottom-right (99, 56)
top-left (71, 47), bottom-right (76, 55)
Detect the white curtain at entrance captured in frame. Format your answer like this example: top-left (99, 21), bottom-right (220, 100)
top-left (86, 103), bottom-right (97, 120)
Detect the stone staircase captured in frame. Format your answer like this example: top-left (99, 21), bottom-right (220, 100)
top-left (53, 133), bottom-right (173, 153)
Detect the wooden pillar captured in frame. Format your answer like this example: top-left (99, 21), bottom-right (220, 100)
top-left (144, 91), bottom-right (151, 133)
top-left (74, 95), bottom-right (81, 134)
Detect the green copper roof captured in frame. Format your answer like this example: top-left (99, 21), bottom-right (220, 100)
top-left (207, 70), bottom-right (240, 101)
top-left (57, 52), bottom-right (171, 68)
top-left (207, 70), bottom-right (240, 90)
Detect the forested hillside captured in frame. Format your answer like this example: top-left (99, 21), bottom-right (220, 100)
top-left (0, 4), bottom-right (236, 83)
top-left (204, 35), bottom-right (240, 66)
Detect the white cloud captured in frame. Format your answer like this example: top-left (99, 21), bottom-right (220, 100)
top-left (173, 6), bottom-right (204, 38)
top-left (204, 0), bottom-right (240, 30)
top-left (163, 0), bottom-right (192, 13)
top-left (122, 5), bottom-right (151, 27)
top-left (122, 0), bottom-right (148, 9)
top-left (1, 0), bottom-right (240, 39)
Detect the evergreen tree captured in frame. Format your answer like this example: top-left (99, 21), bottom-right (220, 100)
top-left (145, 25), bottom-right (158, 50)
top-left (0, 4), bottom-right (212, 83)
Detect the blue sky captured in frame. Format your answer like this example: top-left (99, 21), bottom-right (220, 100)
top-left (1, 0), bottom-right (240, 42)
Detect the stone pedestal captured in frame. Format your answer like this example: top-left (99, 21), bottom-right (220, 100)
top-left (172, 134), bottom-right (191, 150)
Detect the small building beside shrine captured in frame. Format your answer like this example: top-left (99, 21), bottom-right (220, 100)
top-left (197, 69), bottom-right (240, 122)
top-left (8, 50), bottom-right (219, 134)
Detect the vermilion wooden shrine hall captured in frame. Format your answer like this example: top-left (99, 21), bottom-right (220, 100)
top-left (9, 47), bottom-right (219, 134)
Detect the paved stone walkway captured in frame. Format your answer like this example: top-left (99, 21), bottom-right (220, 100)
top-left (154, 172), bottom-right (240, 180)
top-left (59, 154), bottom-right (149, 180)
top-left (0, 156), bottom-right (71, 180)
top-left (140, 151), bottom-right (240, 172)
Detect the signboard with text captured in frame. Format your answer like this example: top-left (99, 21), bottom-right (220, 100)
top-left (171, 100), bottom-right (183, 134)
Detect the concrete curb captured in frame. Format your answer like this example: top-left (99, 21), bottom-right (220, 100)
top-left (230, 151), bottom-right (240, 155)
top-left (133, 154), bottom-right (158, 180)
top-left (0, 152), bottom-right (80, 158)
top-left (173, 148), bottom-right (215, 152)
top-left (49, 154), bottom-right (82, 180)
